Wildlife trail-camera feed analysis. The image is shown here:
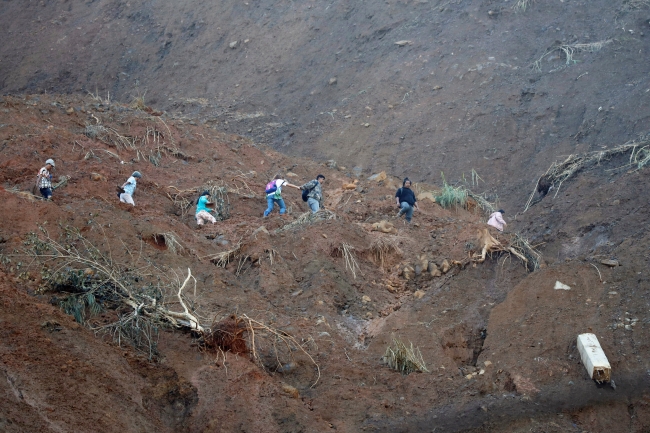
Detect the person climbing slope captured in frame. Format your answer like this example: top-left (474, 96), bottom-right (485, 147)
top-left (264, 175), bottom-right (300, 217)
top-left (195, 190), bottom-right (217, 226)
top-left (487, 209), bottom-right (507, 232)
top-left (36, 158), bottom-right (56, 200)
top-left (395, 177), bottom-right (419, 223)
top-left (301, 174), bottom-right (326, 213)
top-left (119, 171), bottom-right (142, 206)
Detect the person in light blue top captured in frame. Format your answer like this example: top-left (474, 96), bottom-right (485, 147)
top-left (196, 191), bottom-right (217, 226)
top-left (119, 171), bottom-right (141, 206)
top-left (263, 175), bottom-right (300, 217)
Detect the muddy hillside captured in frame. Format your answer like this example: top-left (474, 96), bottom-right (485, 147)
top-left (1, 94), bottom-right (649, 432)
top-left (1, 0), bottom-right (650, 208)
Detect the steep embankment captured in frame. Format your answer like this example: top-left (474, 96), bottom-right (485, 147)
top-left (1, 94), bottom-right (650, 432)
top-left (1, 0), bottom-right (649, 210)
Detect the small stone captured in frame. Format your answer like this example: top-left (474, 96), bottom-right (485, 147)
top-left (322, 234), bottom-right (327, 238)
top-left (484, 360), bottom-right (492, 367)
top-left (362, 295), bottom-right (371, 303)
top-left (441, 259), bottom-right (450, 274)
top-left (229, 41), bottom-right (238, 48)
top-left (466, 374), bottom-right (473, 379)
top-left (554, 281), bottom-right (571, 290)
top-left (611, 199), bottom-right (620, 206)
top-left (413, 290), bottom-right (425, 299)
top-left (433, 85), bottom-right (442, 90)
top-left (66, 107), bottom-right (74, 114)
top-left (363, 123), bottom-right (370, 127)
top-left (395, 40), bottom-right (412, 46)
top-left (365, 312), bottom-right (373, 319)
top-left (281, 383), bottom-right (299, 398)
top-left (600, 259), bottom-right (619, 267)
top-left (479, 369), bottom-right (485, 375)
top-left (329, 77), bottom-right (337, 85)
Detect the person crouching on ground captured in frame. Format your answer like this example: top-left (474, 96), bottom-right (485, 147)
top-left (264, 175), bottom-right (300, 217)
top-left (487, 209), bottom-right (507, 232)
top-left (36, 158), bottom-right (56, 200)
top-left (395, 177), bottom-right (419, 223)
top-left (120, 171), bottom-right (142, 206)
top-left (301, 174), bottom-right (326, 213)
top-left (196, 191), bottom-right (217, 226)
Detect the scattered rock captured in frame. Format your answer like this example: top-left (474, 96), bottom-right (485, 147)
top-left (441, 259), bottom-right (450, 274)
top-left (433, 85), bottom-right (443, 90)
top-left (362, 295), bottom-right (371, 303)
top-left (600, 259), bottom-right (619, 267)
top-left (66, 107), bottom-right (74, 114)
top-left (322, 234), bottom-right (327, 239)
top-left (212, 152), bottom-right (219, 160)
top-left (326, 160), bottom-right (338, 169)
top-left (428, 262), bottom-right (441, 277)
top-left (413, 290), bottom-right (425, 299)
top-left (90, 172), bottom-right (106, 182)
top-left (229, 41), bottom-right (238, 48)
top-left (371, 220), bottom-right (397, 234)
top-left (611, 199), bottom-right (620, 206)
top-left (395, 40), bottom-right (412, 46)
top-left (281, 383), bottom-right (299, 398)
top-left (554, 281), bottom-right (571, 290)
top-left (286, 172), bottom-right (298, 177)
top-left (365, 312), bottom-right (373, 319)
top-left (363, 123), bottom-right (370, 127)
top-left (368, 171), bottom-right (387, 182)
top-left (402, 264), bottom-right (415, 280)
top-left (329, 77), bottom-right (337, 85)
top-left (484, 360), bottom-right (492, 367)
top-left (342, 179), bottom-right (359, 190)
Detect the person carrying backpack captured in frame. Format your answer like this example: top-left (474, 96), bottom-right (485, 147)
top-left (264, 175), bottom-right (300, 217)
top-left (301, 174), bottom-right (326, 213)
top-left (196, 191), bottom-right (217, 226)
top-left (395, 177), bottom-right (419, 223)
top-left (36, 158), bottom-right (56, 200)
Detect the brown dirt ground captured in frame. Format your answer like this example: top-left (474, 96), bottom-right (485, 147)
top-left (1, 94), bottom-right (650, 432)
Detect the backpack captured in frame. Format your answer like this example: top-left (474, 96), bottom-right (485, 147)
top-left (302, 180), bottom-right (316, 202)
top-left (265, 180), bottom-right (278, 195)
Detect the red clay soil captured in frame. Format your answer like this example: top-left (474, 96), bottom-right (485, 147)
top-left (1, 94), bottom-right (650, 432)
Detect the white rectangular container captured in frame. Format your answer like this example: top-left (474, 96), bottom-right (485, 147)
top-left (577, 333), bottom-right (611, 383)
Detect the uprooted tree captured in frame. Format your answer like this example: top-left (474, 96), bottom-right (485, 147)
top-left (22, 226), bottom-right (320, 385)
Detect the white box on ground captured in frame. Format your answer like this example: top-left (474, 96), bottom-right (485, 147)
top-left (577, 333), bottom-right (611, 383)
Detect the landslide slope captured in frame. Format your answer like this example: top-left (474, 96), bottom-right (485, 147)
top-left (1, 0), bottom-right (650, 209)
top-left (1, 94), bottom-right (650, 432)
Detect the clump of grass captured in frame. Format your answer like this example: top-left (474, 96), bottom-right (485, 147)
top-left (533, 40), bottom-right (612, 73)
top-left (383, 337), bottom-right (428, 375)
top-left (512, 0), bottom-right (534, 12)
top-left (130, 92), bottom-right (147, 110)
top-left (435, 173), bottom-right (467, 209)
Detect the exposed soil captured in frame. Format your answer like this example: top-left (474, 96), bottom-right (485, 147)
top-left (0, 93), bottom-right (649, 432)
top-left (1, 0), bottom-right (650, 213)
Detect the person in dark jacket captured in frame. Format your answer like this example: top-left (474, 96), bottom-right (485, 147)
top-left (395, 177), bottom-right (419, 222)
top-left (301, 174), bottom-right (326, 213)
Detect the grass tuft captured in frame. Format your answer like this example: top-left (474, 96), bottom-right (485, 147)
top-left (383, 337), bottom-right (428, 375)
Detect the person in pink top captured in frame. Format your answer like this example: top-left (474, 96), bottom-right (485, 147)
top-left (487, 209), bottom-right (507, 231)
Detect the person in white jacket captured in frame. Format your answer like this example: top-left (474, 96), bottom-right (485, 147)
top-left (487, 209), bottom-right (507, 231)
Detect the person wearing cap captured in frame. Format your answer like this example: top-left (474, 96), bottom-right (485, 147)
top-left (195, 191), bottom-right (217, 226)
top-left (36, 159), bottom-right (56, 200)
top-left (487, 209), bottom-right (507, 232)
top-left (395, 177), bottom-right (419, 223)
top-left (119, 171), bottom-right (142, 206)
